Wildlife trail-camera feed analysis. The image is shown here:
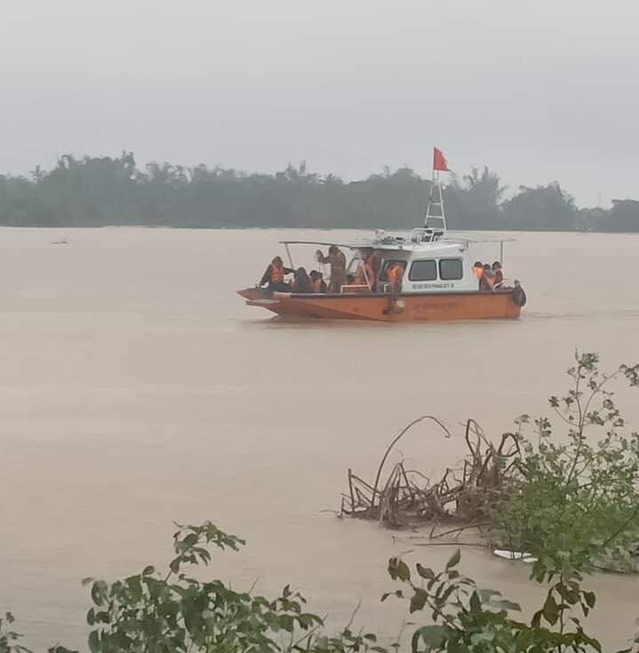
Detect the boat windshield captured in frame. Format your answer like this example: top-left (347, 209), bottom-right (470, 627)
top-left (346, 253), bottom-right (363, 276)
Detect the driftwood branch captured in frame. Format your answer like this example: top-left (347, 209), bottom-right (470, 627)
top-left (340, 417), bottom-right (521, 530)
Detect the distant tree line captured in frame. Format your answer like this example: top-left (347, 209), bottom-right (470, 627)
top-left (0, 152), bottom-right (637, 231)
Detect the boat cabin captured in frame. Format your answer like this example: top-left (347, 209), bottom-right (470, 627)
top-left (281, 228), bottom-right (510, 295)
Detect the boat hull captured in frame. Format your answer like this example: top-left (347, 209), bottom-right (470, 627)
top-left (237, 288), bottom-right (522, 322)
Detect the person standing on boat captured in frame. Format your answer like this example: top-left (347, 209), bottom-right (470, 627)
top-left (492, 261), bottom-right (504, 287)
top-left (382, 261), bottom-right (405, 315)
top-left (354, 255), bottom-right (374, 290)
top-left (360, 248), bottom-right (380, 290)
top-left (316, 246), bottom-right (347, 293)
top-left (386, 261), bottom-right (405, 293)
top-left (260, 256), bottom-right (293, 292)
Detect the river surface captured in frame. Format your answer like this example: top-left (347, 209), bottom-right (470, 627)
top-left (0, 227), bottom-right (638, 649)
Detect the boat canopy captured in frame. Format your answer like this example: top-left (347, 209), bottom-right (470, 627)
top-left (280, 230), bottom-right (515, 253)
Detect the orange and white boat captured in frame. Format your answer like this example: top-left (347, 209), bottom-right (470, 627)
top-left (238, 231), bottom-right (526, 322)
top-left (238, 149), bottom-right (526, 323)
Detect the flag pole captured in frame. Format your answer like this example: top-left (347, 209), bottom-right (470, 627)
top-left (425, 147), bottom-right (447, 238)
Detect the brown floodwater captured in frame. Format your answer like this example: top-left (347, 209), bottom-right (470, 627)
top-left (0, 227), bottom-right (638, 649)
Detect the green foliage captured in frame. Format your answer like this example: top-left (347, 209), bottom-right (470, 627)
top-left (4, 354), bottom-right (639, 651)
top-left (82, 521), bottom-right (309, 652)
top-left (603, 200), bottom-right (639, 232)
top-left (0, 612), bottom-right (31, 653)
top-left (444, 166), bottom-right (507, 230)
top-left (1, 153), bottom-right (635, 230)
top-left (503, 182), bottom-right (577, 231)
top-left (492, 352), bottom-right (639, 575)
top-left (3, 517), bottom-right (639, 652)
top-left (387, 550), bottom-right (611, 653)
top-left (79, 521), bottom-right (384, 653)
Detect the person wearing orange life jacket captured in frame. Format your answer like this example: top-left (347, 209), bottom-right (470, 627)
top-left (382, 261), bottom-right (405, 315)
top-left (386, 261), bottom-right (405, 293)
top-left (259, 256), bottom-right (293, 292)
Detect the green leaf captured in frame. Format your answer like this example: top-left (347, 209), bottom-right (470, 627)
top-left (413, 625), bottom-right (446, 650)
top-left (478, 589), bottom-right (501, 603)
top-left (542, 593), bottom-right (559, 625)
top-left (445, 549), bottom-right (461, 570)
top-left (388, 557), bottom-right (411, 582)
top-left (90, 581), bottom-right (107, 607)
top-left (583, 591), bottom-right (596, 609)
top-left (415, 563), bottom-right (436, 580)
top-left (531, 610), bottom-right (542, 629)
top-left (409, 589), bottom-right (428, 613)
top-left (88, 631), bottom-right (99, 653)
top-left (181, 533), bottom-right (198, 547)
top-left (469, 591), bottom-right (481, 614)
top-left (439, 584), bottom-right (456, 605)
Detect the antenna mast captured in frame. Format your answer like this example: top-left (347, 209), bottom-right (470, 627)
top-left (424, 147), bottom-right (449, 240)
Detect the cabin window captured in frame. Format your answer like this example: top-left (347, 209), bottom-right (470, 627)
top-left (346, 256), bottom-right (362, 276)
top-left (408, 259), bottom-right (438, 281)
top-left (439, 258), bottom-right (464, 280)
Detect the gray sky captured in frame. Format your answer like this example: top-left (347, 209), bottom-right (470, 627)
top-left (1, 0), bottom-right (638, 207)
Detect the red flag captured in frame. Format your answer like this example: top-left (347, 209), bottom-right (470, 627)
top-left (433, 147), bottom-right (449, 172)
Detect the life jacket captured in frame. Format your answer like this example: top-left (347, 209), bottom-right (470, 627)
top-left (311, 278), bottom-right (325, 293)
top-left (270, 263), bottom-right (284, 284)
top-left (387, 264), bottom-right (403, 286)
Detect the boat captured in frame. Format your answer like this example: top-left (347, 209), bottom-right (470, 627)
top-left (237, 149), bottom-right (527, 323)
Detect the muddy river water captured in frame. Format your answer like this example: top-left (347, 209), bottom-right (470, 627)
top-left (0, 227), bottom-right (638, 649)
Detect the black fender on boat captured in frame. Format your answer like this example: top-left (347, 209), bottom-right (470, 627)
top-left (512, 282), bottom-right (527, 307)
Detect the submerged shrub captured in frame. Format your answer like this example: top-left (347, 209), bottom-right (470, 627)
top-left (492, 352), bottom-right (639, 576)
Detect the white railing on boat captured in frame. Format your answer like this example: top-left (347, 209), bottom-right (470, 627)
top-left (409, 227), bottom-right (444, 243)
top-left (340, 284), bottom-right (371, 294)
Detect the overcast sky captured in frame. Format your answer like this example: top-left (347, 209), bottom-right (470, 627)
top-left (1, 0), bottom-right (638, 207)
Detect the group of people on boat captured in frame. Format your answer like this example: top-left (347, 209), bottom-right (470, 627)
top-left (261, 250), bottom-right (506, 295)
top-left (473, 261), bottom-right (504, 291)
top-left (259, 245), bottom-right (403, 295)
top-left (259, 256), bottom-right (327, 293)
